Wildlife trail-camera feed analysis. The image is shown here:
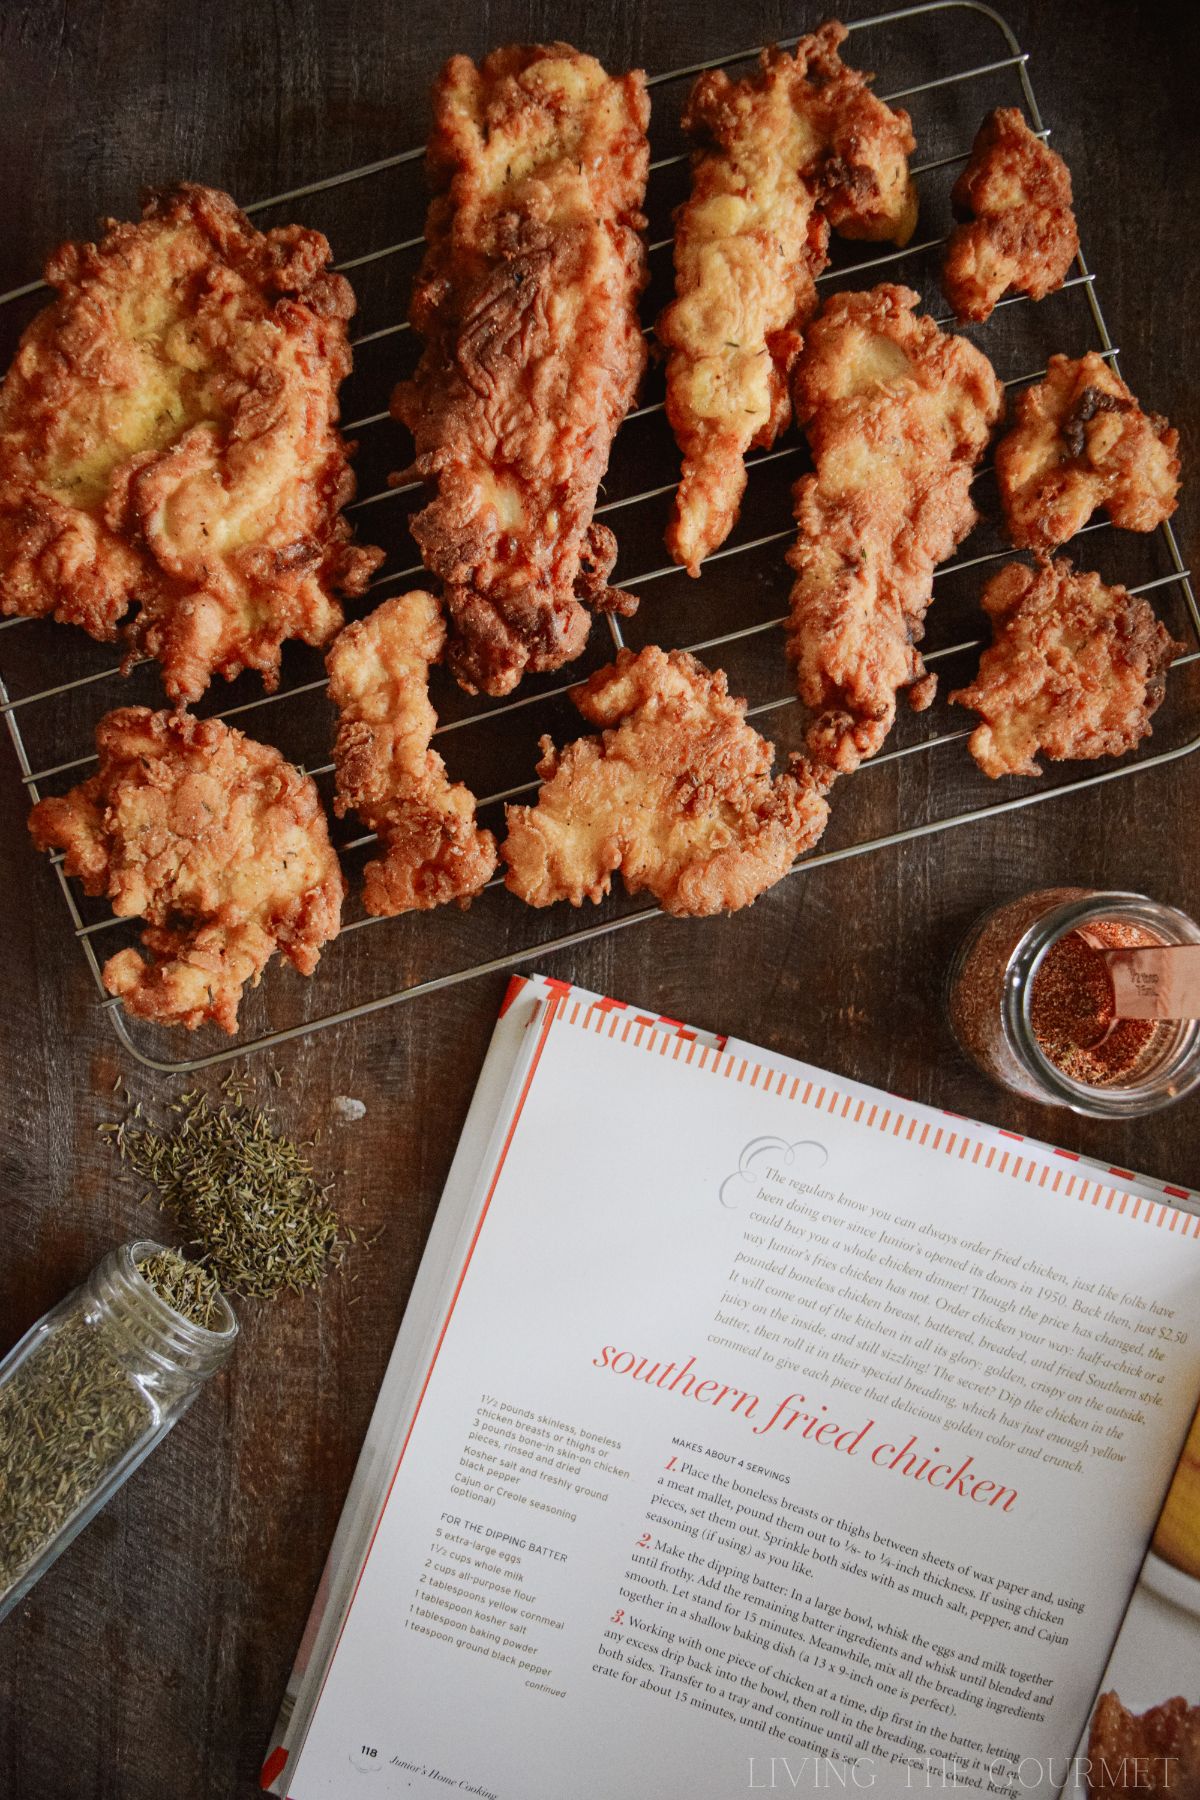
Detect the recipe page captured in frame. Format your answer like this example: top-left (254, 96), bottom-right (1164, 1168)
top-left (287, 1000), bottom-right (1200, 1800)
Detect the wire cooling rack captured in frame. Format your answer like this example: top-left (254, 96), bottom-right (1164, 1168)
top-left (0, 0), bottom-right (1195, 1074)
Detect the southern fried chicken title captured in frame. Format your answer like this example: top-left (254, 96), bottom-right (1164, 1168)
top-left (592, 1345), bottom-right (1018, 1512)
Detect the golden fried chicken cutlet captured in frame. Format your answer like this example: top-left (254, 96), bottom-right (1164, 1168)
top-left (950, 558), bottom-right (1182, 778)
top-left (327, 591), bottom-right (497, 916)
top-left (942, 108), bottom-right (1078, 323)
top-left (28, 709), bottom-right (344, 1033)
top-left (0, 184), bottom-right (382, 703)
top-left (394, 45), bottom-right (649, 698)
top-left (502, 645), bottom-right (830, 916)
top-left (1086, 1693), bottom-right (1200, 1795)
top-left (658, 22), bottom-right (918, 576)
top-left (786, 284), bottom-right (1004, 775)
top-left (996, 352), bottom-right (1181, 553)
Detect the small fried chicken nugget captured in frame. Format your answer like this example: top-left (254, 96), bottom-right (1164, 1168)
top-left (28, 708), bottom-right (344, 1032)
top-left (950, 558), bottom-right (1183, 778)
top-left (327, 591), bottom-right (497, 916)
top-left (996, 352), bottom-right (1180, 553)
top-left (502, 646), bottom-right (830, 916)
top-left (1086, 1692), bottom-right (1200, 1795)
top-left (0, 184), bottom-right (382, 702)
top-left (942, 109), bottom-right (1078, 323)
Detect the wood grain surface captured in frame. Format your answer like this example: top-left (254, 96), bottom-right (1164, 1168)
top-left (0, 3), bottom-right (1196, 1795)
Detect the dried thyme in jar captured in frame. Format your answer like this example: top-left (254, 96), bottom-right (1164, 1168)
top-left (0, 1242), bottom-right (236, 1623)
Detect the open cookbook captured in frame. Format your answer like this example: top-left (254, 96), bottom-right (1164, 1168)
top-left (262, 975), bottom-right (1200, 1799)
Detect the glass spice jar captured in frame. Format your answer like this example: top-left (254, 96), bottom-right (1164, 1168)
top-left (946, 888), bottom-right (1200, 1118)
top-left (0, 1240), bottom-right (237, 1624)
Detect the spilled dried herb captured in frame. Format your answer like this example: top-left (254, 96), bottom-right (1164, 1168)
top-left (100, 1073), bottom-right (350, 1299)
top-left (135, 1248), bottom-right (226, 1330)
top-left (0, 1314), bottom-right (151, 1591)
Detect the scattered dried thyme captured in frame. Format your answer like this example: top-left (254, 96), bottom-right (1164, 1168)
top-left (100, 1074), bottom-right (350, 1300)
top-left (135, 1248), bottom-right (226, 1330)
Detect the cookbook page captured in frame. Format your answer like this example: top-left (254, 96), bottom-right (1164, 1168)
top-left (263, 975), bottom-right (729, 1790)
top-left (285, 996), bottom-right (1200, 1800)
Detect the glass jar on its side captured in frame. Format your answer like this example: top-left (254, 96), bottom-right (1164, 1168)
top-left (947, 888), bottom-right (1200, 1118)
top-left (0, 1240), bottom-right (237, 1623)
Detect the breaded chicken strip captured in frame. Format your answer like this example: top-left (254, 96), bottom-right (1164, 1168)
top-left (394, 45), bottom-right (649, 697)
top-left (942, 109), bottom-right (1078, 323)
top-left (0, 185), bottom-right (382, 703)
top-left (28, 709), bottom-right (343, 1032)
top-left (1086, 1693), bottom-right (1200, 1796)
top-left (327, 591), bottom-right (497, 915)
top-left (950, 558), bottom-right (1182, 778)
top-left (786, 285), bottom-right (1004, 775)
top-left (659, 23), bottom-right (918, 576)
top-left (502, 645), bottom-right (830, 915)
top-left (996, 351), bottom-right (1180, 553)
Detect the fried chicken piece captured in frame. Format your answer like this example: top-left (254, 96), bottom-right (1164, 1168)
top-left (28, 709), bottom-right (343, 1032)
top-left (1153, 1403), bottom-right (1200, 1580)
top-left (1087, 1692), bottom-right (1200, 1795)
top-left (942, 108), bottom-right (1078, 323)
top-left (658, 23), bottom-right (918, 576)
top-left (950, 558), bottom-right (1182, 778)
top-left (786, 284), bottom-right (1004, 774)
top-left (327, 591), bottom-right (497, 915)
top-left (0, 184), bottom-right (382, 703)
top-left (393, 45), bottom-right (649, 698)
top-left (996, 352), bottom-right (1181, 553)
top-left (502, 645), bottom-right (830, 916)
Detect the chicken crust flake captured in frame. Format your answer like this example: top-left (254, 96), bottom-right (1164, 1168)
top-left (502, 645), bottom-right (830, 916)
top-left (658, 22), bottom-right (917, 576)
top-left (995, 351), bottom-right (1181, 553)
top-left (786, 284), bottom-right (1004, 775)
top-left (950, 558), bottom-right (1183, 778)
top-left (393, 44), bottom-right (650, 697)
top-left (28, 708), bottom-right (344, 1033)
top-left (942, 108), bottom-right (1078, 323)
top-left (327, 591), bottom-right (498, 916)
top-left (0, 184), bottom-right (382, 703)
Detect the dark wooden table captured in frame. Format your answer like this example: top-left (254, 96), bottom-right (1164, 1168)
top-left (0, 3), bottom-right (1196, 1795)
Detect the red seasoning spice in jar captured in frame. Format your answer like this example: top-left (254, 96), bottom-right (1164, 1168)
top-left (946, 886), bottom-right (1086, 1093)
top-left (946, 888), bottom-right (1200, 1116)
top-left (1028, 922), bottom-right (1160, 1085)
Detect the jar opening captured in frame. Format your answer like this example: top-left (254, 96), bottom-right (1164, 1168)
top-left (88, 1242), bottom-right (238, 1380)
top-left (1026, 924), bottom-right (1170, 1087)
top-left (1004, 894), bottom-right (1200, 1119)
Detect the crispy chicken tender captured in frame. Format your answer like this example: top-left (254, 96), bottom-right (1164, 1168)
top-left (1086, 1693), bottom-right (1200, 1795)
top-left (786, 284), bottom-right (1004, 775)
top-left (393, 45), bottom-right (649, 698)
top-left (502, 645), bottom-right (830, 916)
top-left (950, 558), bottom-right (1182, 778)
top-left (327, 591), bottom-right (497, 915)
top-left (0, 184), bottom-right (382, 703)
top-left (658, 23), bottom-right (918, 575)
top-left (942, 108), bottom-right (1078, 323)
top-left (996, 352), bottom-right (1181, 553)
top-left (28, 709), bottom-right (344, 1032)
